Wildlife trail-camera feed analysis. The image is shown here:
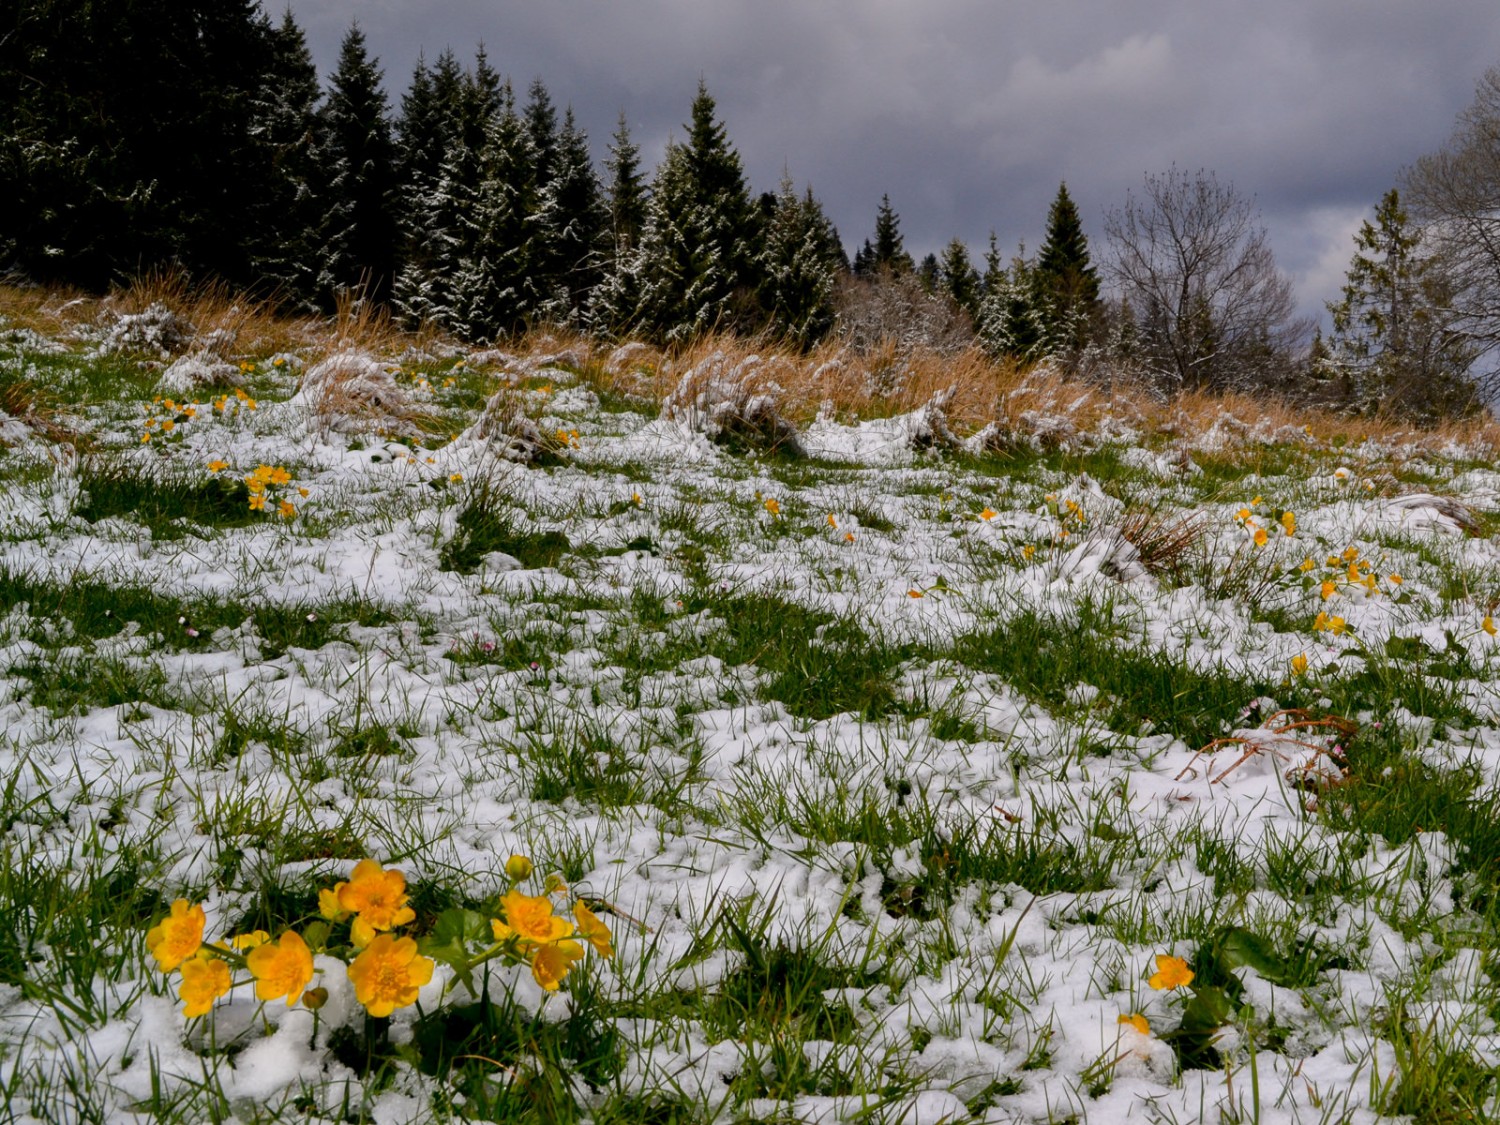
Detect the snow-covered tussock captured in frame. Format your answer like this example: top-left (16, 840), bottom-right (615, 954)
top-left (157, 355), bottom-right (241, 394)
top-left (92, 302), bottom-right (193, 357)
top-left (1380, 491), bottom-right (1479, 536)
top-left (457, 389), bottom-right (555, 464)
top-left (292, 350), bottom-right (417, 435)
top-left (661, 351), bottom-right (802, 455)
top-left (902, 386), bottom-right (961, 451)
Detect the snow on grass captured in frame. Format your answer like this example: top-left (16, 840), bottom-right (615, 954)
top-left (0, 332), bottom-right (1498, 1124)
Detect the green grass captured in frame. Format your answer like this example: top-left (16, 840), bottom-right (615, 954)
top-left (75, 459), bottom-right (261, 538)
top-left (439, 484), bottom-right (571, 573)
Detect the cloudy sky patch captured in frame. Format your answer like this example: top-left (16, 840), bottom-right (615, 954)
top-left (287, 1), bottom-right (1500, 324)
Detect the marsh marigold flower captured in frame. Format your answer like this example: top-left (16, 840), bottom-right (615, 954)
top-left (337, 859), bottom-right (416, 933)
top-left (1281, 511), bottom-right (1296, 536)
top-left (980, 508), bottom-right (997, 521)
top-left (1485, 617), bottom-right (1497, 637)
top-left (1118, 1012), bottom-right (1149, 1035)
top-left (207, 460), bottom-right (228, 473)
top-left (229, 930), bottom-right (270, 951)
top-left (178, 953), bottom-right (232, 1018)
top-left (575, 902), bottom-right (614, 958)
top-left (347, 934), bottom-right (433, 1017)
top-left (1290, 653), bottom-right (1309, 677)
top-left (531, 940), bottom-right (584, 991)
top-left (764, 498), bottom-right (780, 516)
top-left (498, 888), bottom-right (574, 945)
top-left (1148, 954), bottom-right (1194, 991)
top-left (146, 900), bottom-right (205, 971)
top-left (1320, 581), bottom-right (1336, 600)
top-left (1253, 527), bottom-right (1269, 547)
top-left (246, 930), bottom-right (315, 1007)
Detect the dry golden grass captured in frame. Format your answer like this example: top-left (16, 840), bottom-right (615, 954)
top-left (3, 278), bottom-right (1496, 458)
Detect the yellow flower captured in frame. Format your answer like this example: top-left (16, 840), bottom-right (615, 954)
top-left (347, 934), bottom-right (433, 1018)
top-left (1484, 617), bottom-right (1497, 637)
top-left (229, 930), bottom-right (271, 951)
top-left (632, 492), bottom-right (642, 505)
top-left (499, 888), bottom-right (574, 945)
top-left (1299, 558), bottom-right (1316, 573)
top-left (1118, 1013), bottom-right (1150, 1035)
top-left (530, 940), bottom-right (584, 991)
top-left (248, 495), bottom-right (266, 511)
top-left (908, 589), bottom-right (924, 599)
top-left (844, 532), bottom-right (855, 543)
top-left (1235, 507), bottom-right (1251, 522)
top-left (827, 513), bottom-right (838, 528)
top-left (1253, 527), bottom-right (1269, 547)
top-left (319, 885), bottom-right (350, 921)
top-left (1342, 546), bottom-right (1360, 562)
top-left (1388, 574), bottom-right (1402, 585)
top-left (764, 498), bottom-right (780, 516)
top-left (207, 460), bottom-right (228, 473)
top-left (337, 859), bottom-right (416, 933)
top-left (178, 953), bottom-right (232, 1018)
top-left (1328, 615), bottom-right (1347, 636)
top-left (146, 900), bottom-right (205, 971)
top-left (1148, 954), bottom-right (1194, 991)
top-left (1320, 581), bottom-right (1336, 600)
top-left (1281, 511), bottom-right (1296, 536)
top-left (980, 508), bottom-right (997, 521)
top-left (1021, 544), bottom-right (1036, 561)
top-left (575, 902), bottom-right (614, 958)
top-left (246, 930), bottom-right (315, 1007)
top-left (505, 855), bottom-right (533, 882)
top-left (278, 500), bottom-right (296, 519)
top-left (450, 473), bottom-right (463, 482)
top-left (1335, 467), bottom-right (1350, 480)
top-left (1290, 653), bottom-right (1309, 677)
top-left (1251, 496), bottom-right (1262, 506)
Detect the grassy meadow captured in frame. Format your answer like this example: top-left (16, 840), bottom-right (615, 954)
top-left (0, 283), bottom-right (1497, 1124)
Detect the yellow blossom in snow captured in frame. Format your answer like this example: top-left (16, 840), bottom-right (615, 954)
top-left (1389, 574), bottom-right (1402, 585)
top-left (498, 888), bottom-right (575, 945)
top-left (278, 500), bottom-right (296, 519)
top-left (1320, 581), bottom-right (1336, 600)
top-left (1290, 653), bottom-right (1309, 677)
top-left (246, 930), bottom-right (315, 1008)
top-left (207, 460), bottom-right (228, 473)
top-left (1485, 616), bottom-right (1497, 637)
top-left (980, 508), bottom-right (997, 521)
top-left (146, 900), bottom-right (205, 971)
top-left (1148, 954), bottom-right (1194, 991)
top-left (908, 589), bottom-right (924, 599)
top-left (1118, 1013), bottom-right (1150, 1035)
top-left (574, 902), bottom-right (614, 958)
top-left (763, 497), bottom-right (780, 516)
top-left (229, 930), bottom-right (271, 951)
top-left (1236, 507), bottom-right (1252, 522)
top-left (1299, 558), bottom-right (1316, 573)
top-left (1253, 527), bottom-right (1269, 547)
top-left (347, 934), bottom-right (433, 1018)
top-left (178, 953), bottom-right (232, 1018)
top-left (844, 532), bottom-right (855, 543)
top-left (248, 495), bottom-right (266, 512)
top-left (337, 859), bottom-right (416, 933)
top-left (827, 513), bottom-right (838, 528)
top-left (1281, 511), bottom-right (1296, 536)
top-left (1342, 546), bottom-right (1360, 562)
top-left (530, 940), bottom-right (584, 991)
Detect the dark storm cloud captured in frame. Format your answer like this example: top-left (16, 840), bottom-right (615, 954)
top-left (288, 0), bottom-right (1500, 322)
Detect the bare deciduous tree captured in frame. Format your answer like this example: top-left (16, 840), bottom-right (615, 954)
top-left (1403, 66), bottom-right (1500, 392)
top-left (1103, 167), bottom-right (1305, 393)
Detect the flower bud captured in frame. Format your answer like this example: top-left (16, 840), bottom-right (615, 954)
top-left (504, 855), bottom-right (533, 882)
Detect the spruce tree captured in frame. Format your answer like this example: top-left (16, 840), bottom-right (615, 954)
top-left (627, 82), bottom-right (763, 341)
top-left (938, 238), bottom-right (979, 317)
top-left (453, 82), bottom-right (538, 340)
top-left (871, 195), bottom-right (914, 274)
top-left (316, 23), bottom-right (398, 303)
top-left (247, 9), bottom-right (322, 306)
top-left (605, 112), bottom-right (648, 254)
top-left (538, 107), bottom-right (608, 322)
top-left (1327, 188), bottom-right (1475, 418)
top-left (1034, 182), bottom-right (1100, 352)
top-left (977, 245), bottom-right (1047, 361)
top-left (758, 178), bottom-right (841, 348)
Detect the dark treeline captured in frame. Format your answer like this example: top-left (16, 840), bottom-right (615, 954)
top-left (2, 2), bottom-right (1495, 418)
top-left (0, 2), bottom-right (1099, 361)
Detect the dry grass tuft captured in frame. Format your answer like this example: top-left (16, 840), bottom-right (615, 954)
top-left (1119, 507), bottom-right (1209, 584)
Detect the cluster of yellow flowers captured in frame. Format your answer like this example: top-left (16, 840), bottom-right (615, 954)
top-left (1234, 497), bottom-right (1295, 547)
top-left (217, 462), bottom-right (304, 518)
top-left (144, 855), bottom-right (613, 1025)
top-left (1303, 544), bottom-right (1398, 602)
top-left (1042, 493), bottom-right (1087, 542)
top-left (212, 386), bottom-right (258, 417)
top-left (140, 397), bottom-right (201, 444)
top-left (554, 428), bottom-right (581, 449)
top-left (1117, 955), bottom-right (1196, 1039)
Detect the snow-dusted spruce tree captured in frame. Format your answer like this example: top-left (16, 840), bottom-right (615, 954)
top-left (587, 114), bottom-right (650, 336)
top-left (452, 82), bottom-right (539, 341)
top-left (976, 244), bottom-right (1048, 362)
top-left (390, 49), bottom-right (464, 328)
top-left (757, 178), bottom-right (843, 349)
top-left (528, 87), bottom-right (608, 326)
top-left (871, 194), bottom-right (915, 275)
top-left (1033, 181), bottom-right (1102, 355)
top-left (937, 237), bottom-right (980, 320)
top-left (1324, 188), bottom-right (1476, 419)
top-left (247, 10), bottom-right (323, 309)
top-left (628, 82), bottom-right (765, 343)
top-left (315, 23), bottom-right (398, 304)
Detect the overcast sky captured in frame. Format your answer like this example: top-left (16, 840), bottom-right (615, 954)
top-left (286, 1), bottom-right (1500, 326)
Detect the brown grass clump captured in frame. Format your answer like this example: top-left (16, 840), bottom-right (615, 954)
top-left (1118, 507), bottom-right (1209, 584)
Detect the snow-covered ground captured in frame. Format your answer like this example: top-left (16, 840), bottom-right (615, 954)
top-left (0, 335), bottom-right (1498, 1123)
